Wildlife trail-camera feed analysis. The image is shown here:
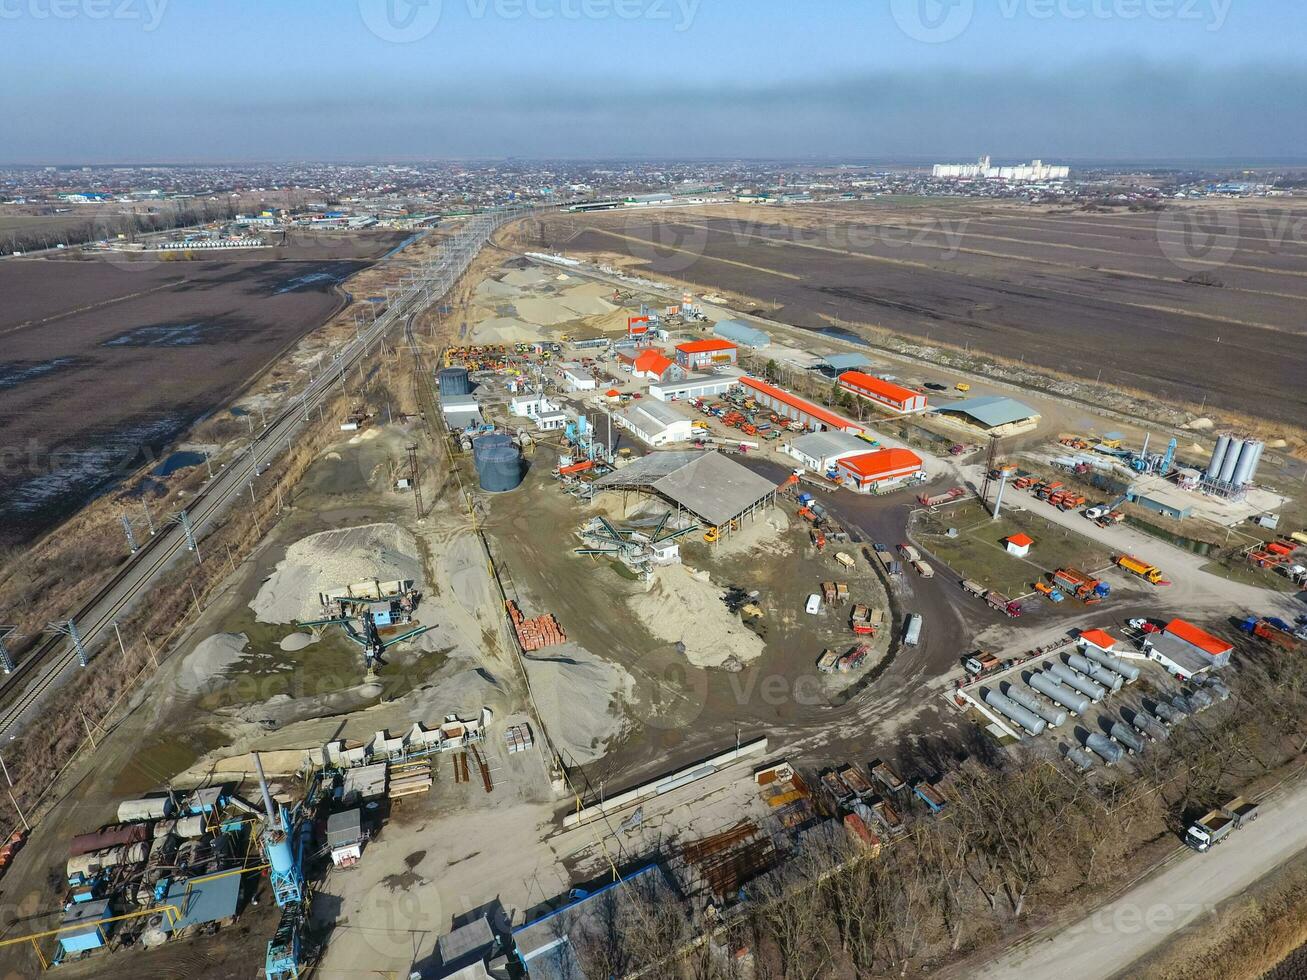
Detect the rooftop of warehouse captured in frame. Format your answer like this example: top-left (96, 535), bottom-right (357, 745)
top-left (788, 430), bottom-right (869, 458)
top-left (1164, 618), bottom-right (1233, 656)
top-left (620, 399), bottom-right (687, 431)
top-left (820, 352), bottom-right (873, 371)
top-left (935, 395), bottom-right (1039, 428)
top-left (740, 376), bottom-right (864, 432)
top-left (162, 871), bottom-right (241, 933)
top-left (838, 370), bottom-right (919, 403)
top-left (676, 337), bottom-right (737, 353)
top-left (836, 447), bottom-right (923, 477)
top-left (591, 451), bottom-right (777, 527)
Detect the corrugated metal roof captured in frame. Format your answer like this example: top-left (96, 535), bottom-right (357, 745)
top-left (713, 319), bottom-right (770, 348)
top-left (740, 377), bottom-right (864, 433)
top-left (1163, 619), bottom-right (1232, 657)
top-left (937, 395), bottom-right (1038, 428)
top-left (677, 338), bottom-right (737, 354)
top-left (788, 430), bottom-right (868, 461)
top-left (821, 353), bottom-right (872, 371)
top-left (162, 872), bottom-right (241, 932)
top-left (837, 448), bottom-right (923, 478)
top-left (839, 370), bottom-right (919, 405)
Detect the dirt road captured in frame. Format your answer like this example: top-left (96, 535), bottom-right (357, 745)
top-left (971, 776), bottom-right (1307, 979)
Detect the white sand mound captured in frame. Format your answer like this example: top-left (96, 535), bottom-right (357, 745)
top-left (523, 645), bottom-right (634, 764)
top-left (250, 523), bottom-right (423, 624)
top-left (558, 292), bottom-right (617, 317)
top-left (471, 316), bottom-right (538, 343)
top-left (280, 632), bottom-right (316, 652)
top-left (178, 633), bottom-right (248, 695)
top-left (513, 296), bottom-right (577, 327)
top-left (628, 564), bottom-right (765, 669)
top-left (501, 268), bottom-right (549, 287)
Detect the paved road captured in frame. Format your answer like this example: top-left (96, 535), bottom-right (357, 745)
top-left (972, 776), bottom-right (1307, 979)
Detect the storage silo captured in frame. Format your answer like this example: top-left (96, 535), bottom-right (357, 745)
top-left (1005, 685), bottom-right (1068, 728)
top-left (1029, 673), bottom-right (1090, 716)
top-left (1083, 646), bottom-right (1141, 683)
top-left (1206, 434), bottom-right (1231, 481)
top-left (1085, 733), bottom-right (1124, 764)
top-left (438, 367), bottom-right (472, 395)
top-left (1232, 439), bottom-right (1263, 487)
top-left (473, 434), bottom-right (524, 493)
top-left (1245, 440), bottom-right (1265, 483)
top-left (1069, 653), bottom-right (1123, 692)
top-left (1152, 701), bottom-right (1182, 725)
top-left (1109, 721), bottom-right (1145, 755)
top-left (1049, 662), bottom-right (1107, 702)
top-left (1066, 746), bottom-right (1097, 772)
top-left (1217, 437), bottom-right (1243, 484)
top-left (983, 690), bottom-right (1046, 736)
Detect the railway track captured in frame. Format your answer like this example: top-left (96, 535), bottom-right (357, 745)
top-left (0, 211), bottom-right (523, 738)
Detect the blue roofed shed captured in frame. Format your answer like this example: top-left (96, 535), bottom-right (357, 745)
top-left (819, 353), bottom-right (873, 374)
top-left (713, 319), bottom-right (770, 348)
top-left (161, 871), bottom-right (242, 933)
top-left (58, 898), bottom-right (113, 956)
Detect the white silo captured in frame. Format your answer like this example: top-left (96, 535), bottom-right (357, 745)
top-left (1232, 439), bottom-right (1262, 487)
top-left (1217, 437), bottom-right (1243, 484)
top-left (1206, 434), bottom-right (1231, 481)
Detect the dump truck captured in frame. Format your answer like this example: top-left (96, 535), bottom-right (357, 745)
top-left (838, 765), bottom-right (875, 800)
top-left (871, 761), bottom-right (907, 794)
top-left (821, 770), bottom-right (855, 807)
top-left (816, 649), bottom-right (840, 674)
top-left (898, 543), bottom-right (921, 562)
top-left (1185, 797), bottom-right (1259, 851)
top-left (1053, 568), bottom-right (1111, 604)
top-left (1114, 554), bottom-right (1169, 585)
top-left (960, 579), bottom-right (988, 599)
top-left (912, 782), bottom-right (947, 814)
top-left (917, 487), bottom-right (966, 508)
top-left (834, 551), bottom-right (855, 570)
top-left (872, 799), bottom-right (906, 837)
top-left (985, 590), bottom-right (1023, 617)
top-left (837, 644), bottom-right (870, 672)
top-left (850, 605), bottom-right (883, 635)
top-left (964, 652), bottom-right (1001, 676)
top-left (912, 560), bottom-right (935, 579)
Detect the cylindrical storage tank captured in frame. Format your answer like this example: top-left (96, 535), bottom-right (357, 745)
top-left (1069, 653), bottom-right (1123, 692)
top-left (1109, 721), bottom-right (1145, 755)
top-left (1206, 679), bottom-right (1231, 702)
top-left (118, 797), bottom-right (173, 823)
top-left (1006, 685), bottom-right (1068, 727)
top-left (173, 814), bottom-right (207, 838)
top-left (1245, 440), bottom-right (1265, 484)
top-left (1218, 438), bottom-right (1242, 484)
top-left (1153, 701), bottom-right (1182, 725)
top-left (1086, 732), bottom-right (1124, 764)
top-left (1049, 662), bottom-right (1107, 702)
top-left (1132, 714), bottom-right (1169, 741)
top-left (266, 837), bottom-right (295, 878)
top-left (1206, 434), bottom-right (1231, 481)
top-left (1232, 439), bottom-right (1262, 487)
top-left (1029, 673), bottom-right (1090, 715)
top-left (437, 367), bottom-right (472, 395)
top-left (983, 690), bottom-right (1046, 736)
top-left (1084, 646), bottom-right (1141, 683)
top-left (1188, 688), bottom-right (1214, 711)
top-left (474, 436), bottom-right (524, 493)
top-left (1066, 747), bottom-right (1097, 772)
top-left (1170, 694), bottom-right (1194, 715)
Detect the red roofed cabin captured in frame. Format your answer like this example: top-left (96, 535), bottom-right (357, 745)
top-left (836, 448), bottom-right (924, 493)
top-left (675, 338), bottom-right (738, 370)
top-left (839, 371), bottom-right (928, 415)
top-left (631, 349), bottom-right (680, 383)
top-left (1005, 533), bottom-right (1033, 557)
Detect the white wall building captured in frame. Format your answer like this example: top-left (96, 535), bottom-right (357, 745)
top-left (784, 431), bottom-right (873, 473)
top-left (616, 400), bottom-right (694, 447)
top-left (561, 364), bottom-right (597, 392)
top-left (932, 156), bottom-right (1069, 182)
top-left (649, 372), bottom-right (740, 402)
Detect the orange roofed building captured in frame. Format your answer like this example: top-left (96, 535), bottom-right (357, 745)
top-left (835, 448), bottom-right (924, 493)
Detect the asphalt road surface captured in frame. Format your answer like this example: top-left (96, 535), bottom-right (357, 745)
top-left (972, 776), bottom-right (1307, 979)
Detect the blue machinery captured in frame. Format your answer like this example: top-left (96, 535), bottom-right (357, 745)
top-left (295, 591), bottom-right (429, 675)
top-left (256, 753), bottom-right (313, 980)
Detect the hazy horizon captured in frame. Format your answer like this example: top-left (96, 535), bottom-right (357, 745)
top-left (3, 0), bottom-right (1305, 163)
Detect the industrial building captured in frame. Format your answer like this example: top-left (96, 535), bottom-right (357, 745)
top-left (1201, 434), bottom-right (1265, 499)
top-left (1126, 477), bottom-right (1195, 520)
top-left (933, 396), bottom-right (1040, 436)
top-left (835, 448), bottom-right (924, 492)
top-left (616, 400), bottom-right (694, 447)
top-left (1143, 619), bottom-right (1233, 679)
top-left (932, 156), bottom-right (1070, 181)
top-left (784, 430), bottom-right (874, 473)
top-left (838, 371), bottom-right (928, 415)
top-left (590, 451), bottom-right (779, 534)
top-left (675, 338), bottom-right (738, 370)
top-left (817, 352), bottom-right (874, 376)
top-left (739, 377), bottom-right (866, 435)
top-left (648, 372), bottom-right (740, 402)
top-left (712, 318), bottom-right (770, 349)
top-left (441, 393), bottom-right (483, 427)
top-left (626, 348), bottom-right (681, 383)
top-left (561, 364), bottom-right (597, 391)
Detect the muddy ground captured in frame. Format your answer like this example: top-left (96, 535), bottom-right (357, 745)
top-left (0, 230), bottom-right (409, 545)
top-left (545, 200), bottom-right (1307, 426)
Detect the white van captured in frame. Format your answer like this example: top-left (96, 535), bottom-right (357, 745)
top-left (805, 594), bottom-right (822, 615)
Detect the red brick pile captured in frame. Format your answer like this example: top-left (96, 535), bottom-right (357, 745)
top-left (506, 600), bottom-right (568, 652)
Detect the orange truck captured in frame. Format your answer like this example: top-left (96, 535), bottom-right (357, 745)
top-left (1114, 554), bottom-right (1168, 585)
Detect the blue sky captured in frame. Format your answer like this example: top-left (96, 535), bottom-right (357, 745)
top-left (1, 0), bottom-right (1304, 162)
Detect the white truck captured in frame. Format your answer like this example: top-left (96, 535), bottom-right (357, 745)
top-left (903, 614), bottom-right (923, 646)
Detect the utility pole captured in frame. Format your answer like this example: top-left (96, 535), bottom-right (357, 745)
top-left (46, 619), bottom-right (88, 668)
top-left (407, 445), bottom-right (423, 519)
top-left (0, 625), bottom-right (15, 674)
top-left (121, 514), bottom-right (138, 555)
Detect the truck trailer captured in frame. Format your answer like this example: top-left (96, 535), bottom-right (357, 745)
top-left (1185, 797), bottom-right (1259, 851)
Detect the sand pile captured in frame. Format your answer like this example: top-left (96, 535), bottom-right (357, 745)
top-left (713, 510), bottom-right (792, 558)
top-left (251, 523), bottom-right (423, 624)
top-left (558, 290), bottom-right (617, 317)
top-left (513, 296), bottom-right (576, 326)
top-left (523, 645), bottom-right (634, 764)
top-left (628, 564), bottom-right (766, 669)
top-left (471, 316), bottom-right (538, 343)
top-left (280, 632), bottom-right (316, 652)
top-left (177, 633), bottom-right (248, 695)
top-left (502, 268), bottom-right (549, 287)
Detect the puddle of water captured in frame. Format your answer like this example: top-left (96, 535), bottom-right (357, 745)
top-left (0, 357), bottom-right (82, 390)
top-left (113, 725), bottom-right (227, 796)
top-left (104, 322), bottom-right (213, 347)
top-left (152, 450), bottom-right (207, 477)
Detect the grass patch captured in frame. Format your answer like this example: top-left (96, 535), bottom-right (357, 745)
top-left (1201, 557), bottom-right (1299, 593)
top-left (914, 499), bottom-right (1112, 597)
